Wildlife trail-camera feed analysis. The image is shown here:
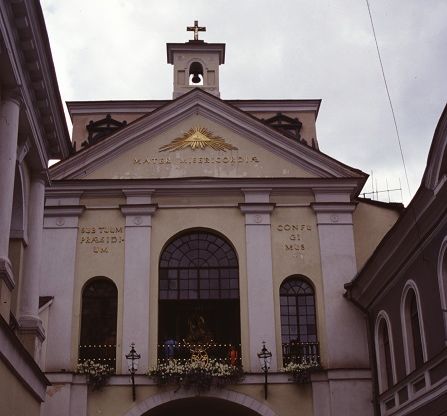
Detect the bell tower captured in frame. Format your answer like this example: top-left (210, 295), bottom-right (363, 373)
top-left (167, 21), bottom-right (225, 99)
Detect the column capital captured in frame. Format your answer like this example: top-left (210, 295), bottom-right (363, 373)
top-left (123, 189), bottom-right (155, 205)
top-left (18, 315), bottom-right (46, 342)
top-left (120, 204), bottom-right (158, 216)
top-left (120, 204), bottom-right (158, 227)
top-left (0, 257), bottom-right (15, 290)
top-left (30, 170), bottom-right (51, 186)
top-left (239, 203), bottom-right (275, 226)
top-left (2, 87), bottom-right (23, 107)
top-left (311, 202), bottom-right (357, 225)
top-left (44, 205), bottom-right (85, 218)
top-left (238, 202), bottom-right (275, 214)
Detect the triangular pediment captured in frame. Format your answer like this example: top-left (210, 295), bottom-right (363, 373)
top-left (51, 89), bottom-right (365, 181)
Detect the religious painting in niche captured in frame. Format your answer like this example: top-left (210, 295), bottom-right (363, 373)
top-left (158, 230), bottom-right (241, 363)
top-left (280, 276), bottom-right (318, 365)
top-left (159, 126), bottom-right (238, 152)
top-left (79, 277), bottom-right (117, 369)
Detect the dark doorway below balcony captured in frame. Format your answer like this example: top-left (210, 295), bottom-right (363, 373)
top-left (144, 397), bottom-right (261, 416)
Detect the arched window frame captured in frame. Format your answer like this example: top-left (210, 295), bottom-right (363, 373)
top-left (157, 229), bottom-right (241, 362)
top-left (279, 275), bottom-right (318, 365)
top-left (374, 311), bottom-right (397, 393)
top-left (79, 276), bottom-right (118, 368)
top-left (400, 280), bottom-right (428, 374)
top-left (438, 236), bottom-right (447, 343)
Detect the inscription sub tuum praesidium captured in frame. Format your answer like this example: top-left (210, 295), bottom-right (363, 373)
top-left (275, 223), bottom-right (313, 255)
top-left (79, 226), bottom-right (125, 254)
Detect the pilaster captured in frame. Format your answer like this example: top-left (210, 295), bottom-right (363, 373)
top-left (239, 189), bottom-right (277, 371)
top-left (311, 192), bottom-right (372, 415)
top-left (120, 189), bottom-right (157, 373)
top-left (41, 194), bottom-right (84, 371)
top-left (311, 199), bottom-right (369, 367)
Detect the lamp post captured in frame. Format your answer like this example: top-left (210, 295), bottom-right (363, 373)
top-left (257, 341), bottom-right (272, 400)
top-left (125, 343), bottom-right (140, 401)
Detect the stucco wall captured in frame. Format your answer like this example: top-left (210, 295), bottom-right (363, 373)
top-left (0, 358), bottom-right (41, 416)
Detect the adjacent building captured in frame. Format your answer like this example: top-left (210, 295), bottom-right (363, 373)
top-left (0, 1), bottom-right (71, 415)
top-left (346, 105), bottom-right (447, 416)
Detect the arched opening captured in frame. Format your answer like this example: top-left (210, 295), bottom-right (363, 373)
top-left (375, 315), bottom-right (395, 392)
top-left (280, 275), bottom-right (318, 365)
top-left (158, 230), bottom-right (241, 363)
top-left (144, 397), bottom-right (261, 416)
top-left (79, 277), bottom-right (118, 369)
top-left (401, 283), bottom-right (426, 373)
top-left (189, 61), bottom-right (204, 85)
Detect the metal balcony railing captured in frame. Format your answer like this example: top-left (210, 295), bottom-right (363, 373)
top-left (282, 341), bottom-right (320, 366)
top-left (78, 344), bottom-right (116, 368)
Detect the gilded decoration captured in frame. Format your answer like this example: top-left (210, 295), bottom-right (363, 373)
top-left (159, 126), bottom-right (238, 152)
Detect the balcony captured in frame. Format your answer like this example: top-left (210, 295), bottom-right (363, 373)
top-left (78, 344), bottom-right (116, 369)
top-left (282, 341), bottom-right (320, 366)
top-left (157, 341), bottom-right (242, 366)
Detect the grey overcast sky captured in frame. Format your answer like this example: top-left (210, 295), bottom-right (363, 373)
top-left (41, 0), bottom-right (447, 204)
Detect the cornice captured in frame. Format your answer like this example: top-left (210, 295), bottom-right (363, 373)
top-left (227, 99), bottom-right (321, 117)
top-left (46, 177), bottom-right (364, 197)
top-left (166, 42), bottom-right (226, 64)
top-left (66, 100), bottom-right (170, 120)
top-left (66, 99), bottom-right (321, 119)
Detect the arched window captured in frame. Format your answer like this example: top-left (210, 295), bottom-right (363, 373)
top-left (158, 230), bottom-right (240, 362)
top-left (280, 276), bottom-right (318, 364)
top-left (401, 282), bottom-right (426, 374)
top-left (375, 313), bottom-right (396, 393)
top-left (79, 277), bottom-right (117, 368)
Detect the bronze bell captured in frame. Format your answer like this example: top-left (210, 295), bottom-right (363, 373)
top-left (191, 73), bottom-right (201, 84)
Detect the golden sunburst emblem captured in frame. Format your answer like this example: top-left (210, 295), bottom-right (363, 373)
top-left (159, 126), bottom-right (238, 152)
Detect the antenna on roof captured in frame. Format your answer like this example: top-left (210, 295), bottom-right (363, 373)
top-left (361, 175), bottom-right (403, 203)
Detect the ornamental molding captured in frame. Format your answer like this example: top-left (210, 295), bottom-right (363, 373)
top-left (122, 388), bottom-right (278, 416)
top-left (239, 202), bottom-right (276, 214)
top-left (44, 205), bottom-right (85, 218)
top-left (120, 204), bottom-right (158, 217)
top-left (45, 177), bottom-right (365, 200)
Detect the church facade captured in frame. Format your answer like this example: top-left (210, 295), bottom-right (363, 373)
top-left (38, 27), bottom-right (403, 416)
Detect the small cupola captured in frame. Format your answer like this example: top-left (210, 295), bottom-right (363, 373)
top-left (167, 20), bottom-right (225, 99)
